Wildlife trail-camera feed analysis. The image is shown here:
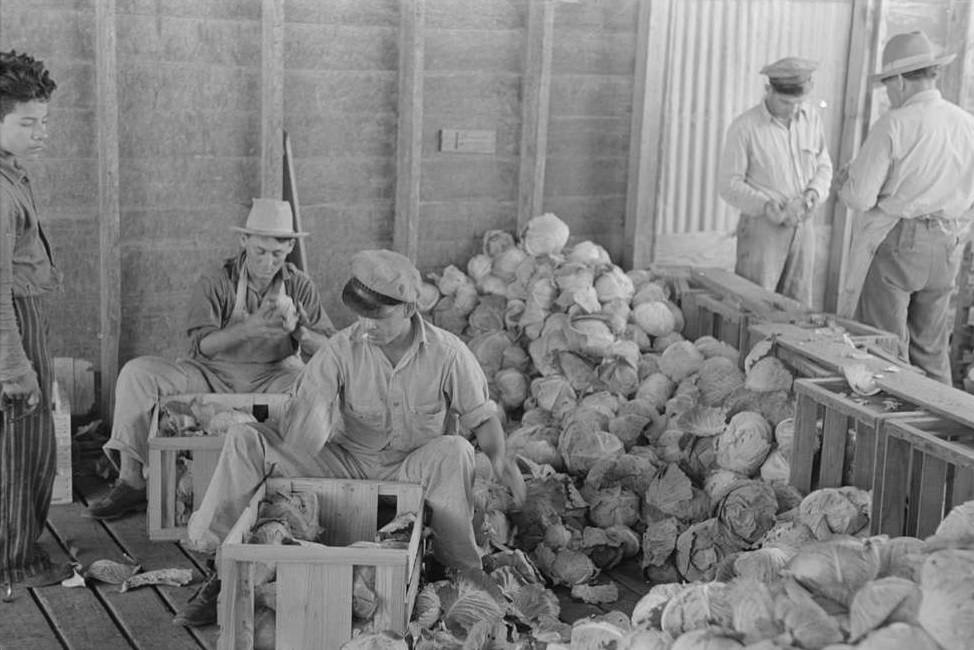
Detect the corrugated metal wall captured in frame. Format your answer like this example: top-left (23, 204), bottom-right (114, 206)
top-left (656, 0), bottom-right (854, 235)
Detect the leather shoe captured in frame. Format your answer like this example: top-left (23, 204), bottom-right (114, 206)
top-left (173, 572), bottom-right (220, 627)
top-left (86, 482), bottom-right (147, 520)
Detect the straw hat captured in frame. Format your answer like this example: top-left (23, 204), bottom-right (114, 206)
top-left (871, 31), bottom-right (956, 83)
top-left (231, 198), bottom-right (307, 238)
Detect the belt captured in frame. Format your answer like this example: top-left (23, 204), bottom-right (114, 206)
top-left (910, 214), bottom-right (967, 238)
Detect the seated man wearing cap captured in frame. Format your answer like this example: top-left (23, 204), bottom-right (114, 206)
top-left (86, 198), bottom-right (336, 520)
top-left (718, 56), bottom-right (833, 305)
top-left (173, 249), bottom-right (526, 627)
top-left (836, 31), bottom-right (974, 384)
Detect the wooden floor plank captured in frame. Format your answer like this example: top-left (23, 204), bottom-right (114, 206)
top-left (47, 500), bottom-right (203, 650)
top-left (0, 582), bottom-right (63, 650)
top-left (33, 586), bottom-right (131, 650)
top-left (76, 476), bottom-right (219, 649)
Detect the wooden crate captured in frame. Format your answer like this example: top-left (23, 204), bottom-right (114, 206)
top-left (147, 393), bottom-right (289, 541)
top-left (50, 380), bottom-right (73, 505)
top-left (680, 288), bottom-right (751, 353)
top-left (218, 478), bottom-right (425, 650)
top-left (790, 377), bottom-right (927, 494)
top-left (873, 417), bottom-right (974, 538)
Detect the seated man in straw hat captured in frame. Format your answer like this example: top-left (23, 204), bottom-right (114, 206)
top-left (86, 198), bottom-right (336, 520)
top-left (718, 56), bottom-right (833, 306)
top-left (173, 249), bottom-right (526, 627)
top-left (836, 31), bottom-right (974, 384)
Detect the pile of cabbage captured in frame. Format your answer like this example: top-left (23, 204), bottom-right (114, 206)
top-left (557, 499), bottom-right (974, 650)
top-left (417, 214), bottom-right (804, 590)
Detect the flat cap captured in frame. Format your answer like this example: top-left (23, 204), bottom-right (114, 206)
top-left (760, 56), bottom-right (817, 86)
top-left (349, 249), bottom-right (421, 304)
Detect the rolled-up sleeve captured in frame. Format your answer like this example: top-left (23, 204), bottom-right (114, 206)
top-left (719, 118), bottom-right (772, 216)
top-left (0, 193), bottom-right (34, 383)
top-left (184, 273), bottom-right (228, 358)
top-left (444, 342), bottom-right (498, 431)
top-left (282, 343), bottom-right (342, 455)
top-left (840, 117), bottom-right (893, 213)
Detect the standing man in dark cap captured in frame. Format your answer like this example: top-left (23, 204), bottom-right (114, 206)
top-left (86, 198), bottom-right (335, 520)
top-left (174, 249), bottom-right (526, 627)
top-left (837, 31), bottom-right (974, 384)
top-left (719, 57), bottom-right (834, 305)
top-left (0, 49), bottom-right (71, 587)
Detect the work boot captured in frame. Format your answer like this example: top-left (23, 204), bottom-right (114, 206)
top-left (173, 572), bottom-right (220, 627)
top-left (86, 482), bottom-right (147, 520)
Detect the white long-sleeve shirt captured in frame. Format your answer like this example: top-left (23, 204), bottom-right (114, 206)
top-left (719, 101), bottom-right (833, 215)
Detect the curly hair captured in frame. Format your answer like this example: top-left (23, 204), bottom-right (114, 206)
top-left (0, 50), bottom-right (57, 120)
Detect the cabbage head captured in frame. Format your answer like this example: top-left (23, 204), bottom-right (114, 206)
top-left (435, 264), bottom-right (474, 296)
top-left (506, 425), bottom-right (563, 470)
top-left (715, 479), bottom-right (777, 548)
top-left (595, 266), bottom-right (635, 303)
top-left (797, 486), bottom-right (870, 540)
top-left (530, 375), bottom-right (577, 420)
top-left (632, 281), bottom-right (669, 306)
top-left (696, 356), bottom-right (744, 406)
top-left (533, 545), bottom-right (599, 587)
top-left (568, 315), bottom-right (616, 358)
top-left (659, 341), bottom-right (705, 382)
top-left (521, 212), bottom-right (570, 256)
top-left (744, 357), bottom-right (793, 393)
top-left (558, 424), bottom-right (624, 475)
top-left (492, 245), bottom-right (528, 282)
top-left (856, 623), bottom-right (941, 650)
top-left (617, 629), bottom-right (675, 650)
top-left (496, 368), bottom-right (529, 410)
top-left (466, 253), bottom-right (493, 282)
top-left (467, 330), bottom-right (513, 379)
top-left (784, 537), bottom-right (881, 606)
top-left (642, 517), bottom-right (680, 568)
top-left (483, 229), bottom-right (517, 257)
top-left (714, 411), bottom-right (773, 476)
top-left (694, 336), bottom-right (740, 363)
top-left (733, 547), bottom-right (790, 582)
top-left (660, 582), bottom-right (733, 638)
top-left (631, 583), bottom-right (685, 630)
top-left (917, 549), bottom-right (974, 650)
top-left (636, 373), bottom-right (676, 410)
top-left (759, 450), bottom-right (790, 483)
top-left (588, 486), bottom-right (641, 529)
top-left (849, 577), bottom-right (921, 642)
top-left (676, 519), bottom-right (731, 582)
top-left (466, 294), bottom-right (507, 337)
top-left (934, 499), bottom-right (974, 541)
top-left (567, 240), bottom-right (612, 266)
top-left (634, 301), bottom-right (677, 337)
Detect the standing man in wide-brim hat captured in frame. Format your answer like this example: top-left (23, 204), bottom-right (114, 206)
top-left (836, 31), bottom-right (974, 384)
top-left (718, 56), bottom-right (834, 306)
top-left (86, 198), bottom-right (336, 520)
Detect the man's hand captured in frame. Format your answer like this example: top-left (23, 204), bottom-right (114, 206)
top-left (242, 300), bottom-right (292, 339)
top-left (832, 164), bottom-right (850, 192)
top-left (1, 371), bottom-right (41, 412)
top-left (802, 189), bottom-right (819, 213)
top-left (493, 456), bottom-right (526, 507)
top-left (763, 199), bottom-right (787, 225)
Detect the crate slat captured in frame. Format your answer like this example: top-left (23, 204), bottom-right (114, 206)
top-left (877, 434), bottom-right (911, 537)
top-left (916, 455), bottom-right (948, 537)
top-left (277, 564), bottom-right (353, 650)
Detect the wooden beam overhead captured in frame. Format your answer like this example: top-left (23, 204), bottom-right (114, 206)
top-left (516, 0), bottom-right (555, 231)
top-left (623, 0), bottom-right (671, 270)
top-left (394, 0), bottom-right (425, 262)
top-left (261, 0), bottom-right (285, 199)
top-left (825, 0), bottom-right (883, 315)
top-left (96, 0), bottom-right (121, 420)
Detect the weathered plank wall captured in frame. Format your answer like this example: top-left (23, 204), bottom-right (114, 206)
top-left (2, 0), bottom-right (639, 380)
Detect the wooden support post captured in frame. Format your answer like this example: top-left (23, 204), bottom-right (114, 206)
top-left (282, 132), bottom-right (307, 271)
top-left (516, 0), bottom-right (555, 231)
top-left (96, 0), bottom-right (121, 421)
top-left (261, 0), bottom-right (285, 199)
top-left (624, 0), bottom-right (671, 270)
top-left (394, 0), bottom-right (425, 263)
top-left (825, 0), bottom-right (883, 314)
top-left (942, 0), bottom-right (974, 111)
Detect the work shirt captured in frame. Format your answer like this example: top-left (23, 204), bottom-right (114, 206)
top-left (719, 101), bottom-right (833, 215)
top-left (185, 253), bottom-right (334, 364)
top-left (837, 89), bottom-right (974, 316)
top-left (839, 89), bottom-right (974, 220)
top-left (283, 315), bottom-right (497, 461)
top-left (0, 150), bottom-right (60, 382)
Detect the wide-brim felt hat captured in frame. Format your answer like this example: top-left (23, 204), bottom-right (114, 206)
top-left (870, 31), bottom-right (956, 83)
top-left (231, 198), bottom-right (308, 238)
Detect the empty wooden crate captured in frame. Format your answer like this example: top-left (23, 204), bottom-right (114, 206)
top-left (147, 393), bottom-right (289, 541)
top-left (218, 478), bottom-right (425, 650)
top-left (873, 417), bottom-right (974, 538)
top-left (791, 377), bottom-right (926, 494)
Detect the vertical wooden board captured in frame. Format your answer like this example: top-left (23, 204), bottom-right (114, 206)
top-left (791, 394), bottom-right (819, 493)
top-left (319, 481), bottom-right (379, 546)
top-left (372, 564), bottom-right (408, 634)
top-left (818, 409), bottom-right (849, 489)
top-left (951, 465), bottom-right (974, 508)
top-left (147, 447), bottom-right (165, 534)
top-left (218, 559), bottom-right (254, 650)
top-left (96, 0), bottom-right (122, 421)
top-left (516, 0), bottom-right (554, 229)
top-left (623, 0), bottom-right (669, 269)
top-left (680, 290), bottom-right (701, 340)
top-left (852, 420), bottom-right (877, 490)
top-left (277, 564), bottom-right (353, 650)
top-left (878, 435), bottom-right (911, 537)
top-left (159, 448), bottom-right (178, 533)
top-left (916, 455), bottom-right (948, 538)
top-left (261, 0), bottom-right (285, 199)
top-left (393, 0), bottom-right (425, 262)
top-left (905, 448), bottom-right (924, 538)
